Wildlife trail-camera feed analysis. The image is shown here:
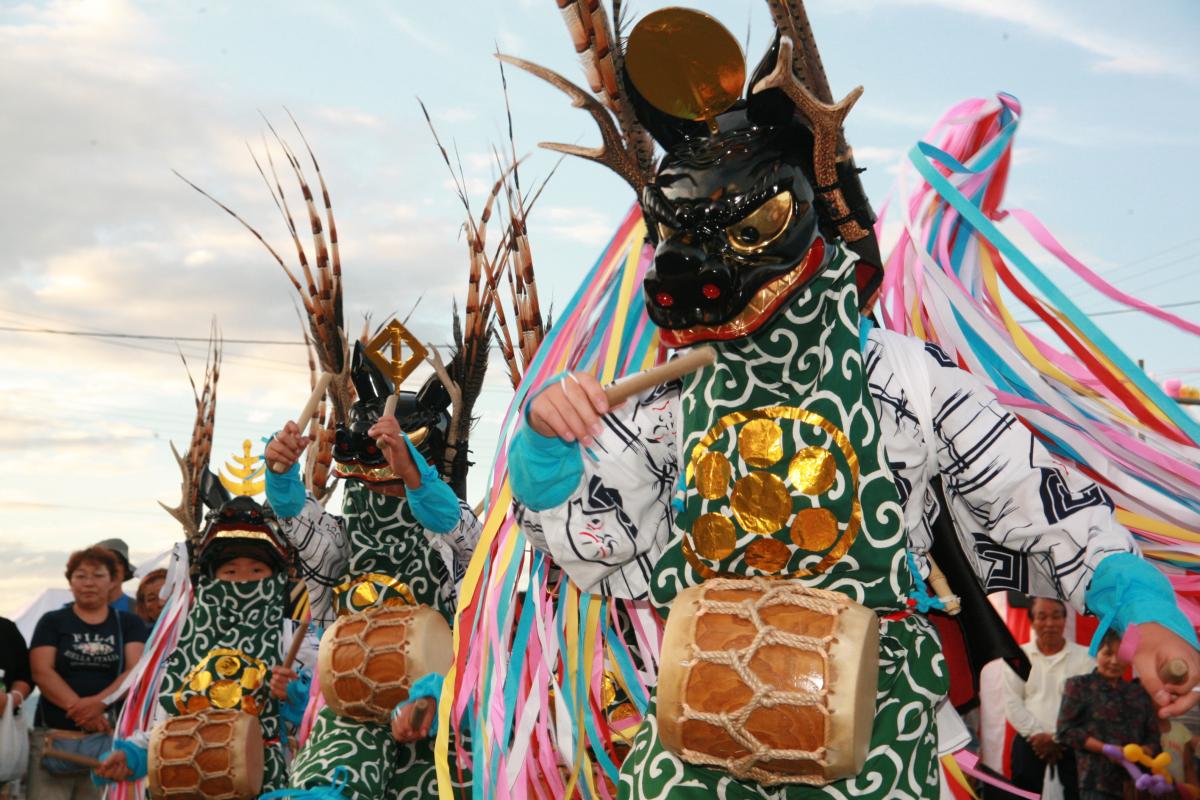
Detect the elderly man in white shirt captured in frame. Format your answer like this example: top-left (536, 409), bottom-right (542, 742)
top-left (1004, 596), bottom-right (1095, 797)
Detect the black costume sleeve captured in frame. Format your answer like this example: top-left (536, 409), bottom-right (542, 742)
top-left (0, 617), bottom-right (31, 689)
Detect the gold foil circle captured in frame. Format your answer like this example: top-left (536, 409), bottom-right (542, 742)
top-left (694, 451), bottom-right (732, 499)
top-left (738, 418), bottom-right (784, 468)
top-left (789, 507), bottom-right (840, 551)
top-left (744, 538), bottom-right (791, 573)
top-left (693, 513), bottom-right (737, 560)
top-left (352, 581), bottom-right (380, 608)
top-left (625, 8), bottom-right (745, 125)
top-left (215, 655), bottom-right (240, 678)
top-left (788, 447), bottom-right (837, 495)
top-left (240, 666), bottom-right (264, 690)
top-left (185, 695), bottom-right (210, 714)
top-left (189, 670), bottom-right (213, 693)
top-left (209, 680), bottom-right (243, 709)
top-left (730, 472), bottom-right (791, 534)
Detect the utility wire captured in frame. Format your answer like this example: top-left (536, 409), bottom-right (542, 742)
top-left (0, 323), bottom-right (489, 352)
top-left (1016, 298), bottom-right (1200, 325)
top-left (0, 324), bottom-right (305, 345)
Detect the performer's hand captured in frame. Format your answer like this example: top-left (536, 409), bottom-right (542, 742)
top-left (527, 372), bottom-right (609, 447)
top-left (1133, 622), bottom-right (1200, 717)
top-left (367, 415), bottom-right (420, 487)
top-left (267, 421), bottom-right (311, 473)
top-left (390, 697), bottom-right (435, 743)
top-left (95, 750), bottom-right (132, 782)
top-left (68, 695), bottom-right (107, 726)
top-left (269, 666), bottom-right (298, 701)
top-left (80, 715), bottom-right (112, 734)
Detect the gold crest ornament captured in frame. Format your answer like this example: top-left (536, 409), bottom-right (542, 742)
top-left (624, 7), bottom-right (746, 134)
top-left (364, 319), bottom-right (428, 391)
top-left (219, 439), bottom-right (266, 496)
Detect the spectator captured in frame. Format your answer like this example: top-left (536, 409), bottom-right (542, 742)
top-left (0, 616), bottom-right (32, 717)
top-left (28, 546), bottom-right (147, 800)
top-left (1003, 596), bottom-right (1094, 798)
top-left (134, 568), bottom-right (168, 627)
top-left (1056, 629), bottom-right (1160, 800)
top-left (0, 616), bottom-right (32, 793)
top-left (93, 538), bottom-right (136, 613)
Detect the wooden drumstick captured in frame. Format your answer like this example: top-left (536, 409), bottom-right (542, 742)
top-left (1159, 658), bottom-right (1189, 685)
top-left (382, 393), bottom-right (399, 420)
top-left (409, 696), bottom-right (435, 731)
top-left (603, 346), bottom-right (716, 406)
top-left (269, 373), bottom-right (333, 474)
top-left (44, 747), bottom-right (104, 770)
top-left (282, 619), bottom-right (310, 671)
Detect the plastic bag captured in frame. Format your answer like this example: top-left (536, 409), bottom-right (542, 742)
top-left (1041, 762), bottom-right (1065, 800)
top-left (0, 696), bottom-right (29, 784)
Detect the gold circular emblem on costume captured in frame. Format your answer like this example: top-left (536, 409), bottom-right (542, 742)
top-left (788, 447), bottom-right (836, 495)
top-left (730, 472), bottom-right (792, 534)
top-left (188, 670), bottom-right (213, 693)
top-left (694, 452), bottom-right (732, 500)
top-left (738, 418), bottom-right (784, 468)
top-left (209, 680), bottom-right (243, 709)
top-left (215, 655), bottom-right (241, 677)
top-left (242, 695), bottom-right (259, 717)
top-left (744, 538), bottom-right (791, 573)
top-left (601, 672), bottom-right (618, 708)
top-left (693, 513), bottom-right (737, 560)
top-left (789, 507), bottom-right (840, 551)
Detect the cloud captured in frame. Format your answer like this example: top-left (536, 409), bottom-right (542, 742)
top-left (838, 0), bottom-right (1195, 79)
top-left (380, 11), bottom-right (450, 55)
top-left (313, 107), bottom-right (387, 130)
top-left (537, 206), bottom-right (620, 246)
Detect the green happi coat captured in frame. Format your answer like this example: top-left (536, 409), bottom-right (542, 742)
top-left (279, 480), bottom-right (478, 800)
top-left (513, 250), bottom-right (948, 799)
top-left (160, 573), bottom-right (290, 794)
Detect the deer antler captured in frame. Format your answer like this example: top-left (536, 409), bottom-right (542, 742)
top-left (753, 35), bottom-right (869, 243)
top-left (496, 54), bottom-right (653, 195)
top-left (159, 335), bottom-right (221, 546)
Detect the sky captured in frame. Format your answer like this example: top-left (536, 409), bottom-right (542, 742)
top-left (1, 0), bottom-right (1198, 619)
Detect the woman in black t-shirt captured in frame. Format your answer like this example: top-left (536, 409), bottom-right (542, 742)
top-left (28, 546), bottom-right (147, 800)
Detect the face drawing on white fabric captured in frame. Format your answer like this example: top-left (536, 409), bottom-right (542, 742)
top-left (566, 477), bottom-right (638, 564)
top-left (633, 383), bottom-right (676, 445)
top-left (628, 382), bottom-right (680, 496)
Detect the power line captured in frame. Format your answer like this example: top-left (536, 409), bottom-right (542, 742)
top-left (0, 323), bottom-right (490, 351)
top-left (1054, 237), bottom-right (1200, 291)
top-left (1016, 298), bottom-right (1200, 325)
top-left (0, 324), bottom-right (306, 346)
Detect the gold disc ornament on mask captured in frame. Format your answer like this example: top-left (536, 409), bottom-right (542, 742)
top-left (625, 8), bottom-right (746, 131)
